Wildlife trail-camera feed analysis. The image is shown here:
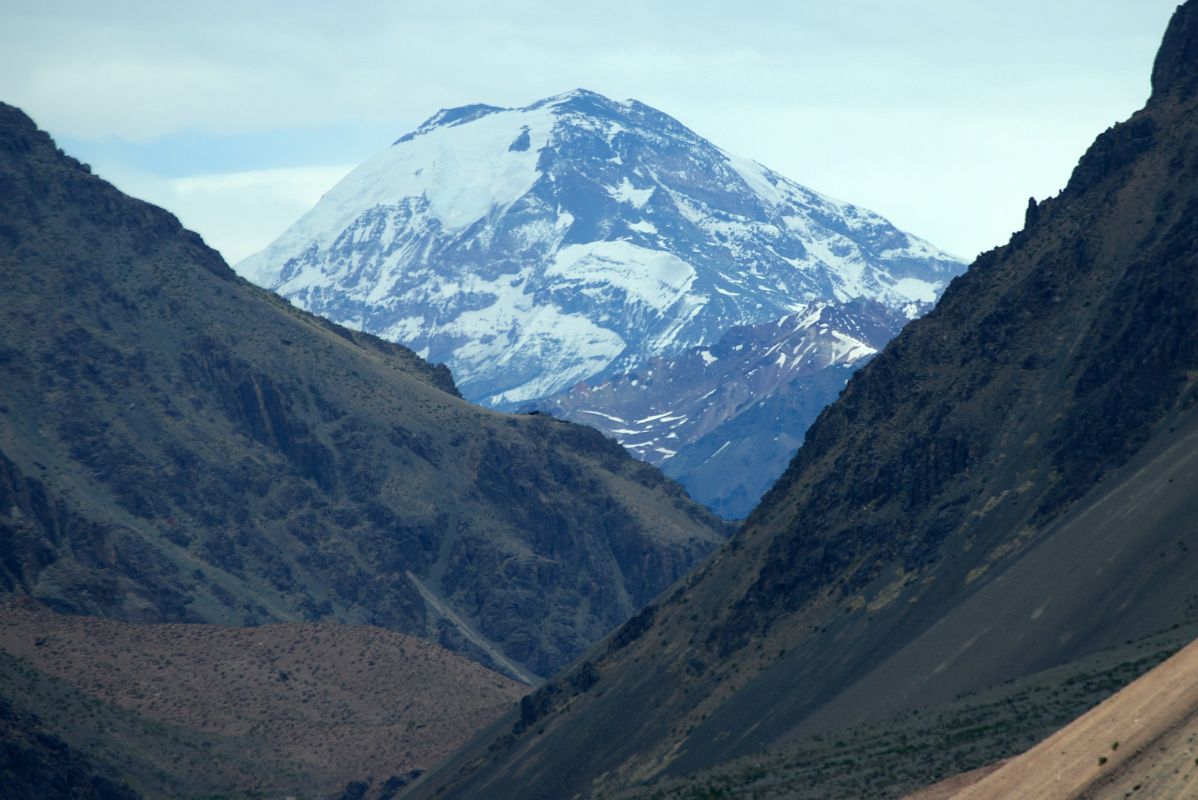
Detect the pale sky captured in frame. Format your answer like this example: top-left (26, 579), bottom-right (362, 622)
top-left (0, 1), bottom-right (1182, 263)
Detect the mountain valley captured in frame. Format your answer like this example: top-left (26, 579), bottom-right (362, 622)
top-left (1, 5), bottom-right (1196, 800)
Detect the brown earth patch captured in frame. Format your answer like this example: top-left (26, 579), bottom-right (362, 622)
top-left (0, 600), bottom-right (524, 797)
top-left (902, 762), bottom-right (1007, 800)
top-left (932, 635), bottom-right (1198, 799)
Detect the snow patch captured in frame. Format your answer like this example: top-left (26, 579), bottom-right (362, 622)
top-left (891, 277), bottom-right (940, 303)
top-left (578, 409), bottom-right (626, 423)
top-left (239, 106), bottom-right (556, 286)
top-left (609, 177), bottom-right (655, 208)
top-left (547, 241), bottom-right (696, 311)
top-left (725, 153), bottom-right (785, 207)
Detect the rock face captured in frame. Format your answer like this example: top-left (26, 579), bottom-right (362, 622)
top-left (0, 103), bottom-right (727, 680)
top-left (535, 298), bottom-right (911, 517)
top-left (408, 5), bottom-right (1198, 799)
top-left (0, 694), bottom-right (140, 800)
top-left (237, 89), bottom-right (963, 410)
top-left (1152, 0), bottom-right (1198, 99)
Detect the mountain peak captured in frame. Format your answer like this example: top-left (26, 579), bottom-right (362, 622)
top-left (529, 87), bottom-right (626, 115)
top-left (0, 101), bottom-right (37, 132)
top-left (0, 101), bottom-right (58, 158)
top-left (394, 89), bottom-right (624, 146)
top-left (241, 91), bottom-right (963, 409)
top-left (1151, 0), bottom-right (1198, 99)
top-left (542, 87), bottom-right (612, 103)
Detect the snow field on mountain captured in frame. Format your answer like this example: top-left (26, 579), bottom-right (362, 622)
top-left (238, 89), bottom-right (964, 412)
top-left (239, 106), bottom-right (556, 287)
top-left (547, 241), bottom-right (697, 313)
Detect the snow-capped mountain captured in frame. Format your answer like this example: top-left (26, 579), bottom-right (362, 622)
top-left (534, 298), bottom-right (911, 517)
top-left (238, 89), bottom-right (965, 408)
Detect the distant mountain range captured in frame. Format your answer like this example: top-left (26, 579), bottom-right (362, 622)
top-left (408, 4), bottom-right (1198, 798)
top-left (237, 89), bottom-right (964, 514)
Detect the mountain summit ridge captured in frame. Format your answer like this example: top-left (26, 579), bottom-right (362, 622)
top-left (238, 89), bottom-right (963, 408)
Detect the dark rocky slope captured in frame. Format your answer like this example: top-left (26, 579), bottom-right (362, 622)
top-left (612, 624), bottom-right (1197, 799)
top-left (0, 694), bottom-right (140, 800)
top-left (409, 5), bottom-right (1198, 797)
top-left (0, 104), bottom-right (726, 680)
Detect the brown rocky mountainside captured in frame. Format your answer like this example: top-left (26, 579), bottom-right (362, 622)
top-left (0, 103), bottom-right (727, 682)
top-left (911, 632), bottom-right (1198, 800)
top-left (410, 5), bottom-right (1198, 798)
top-left (0, 600), bottom-right (523, 799)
